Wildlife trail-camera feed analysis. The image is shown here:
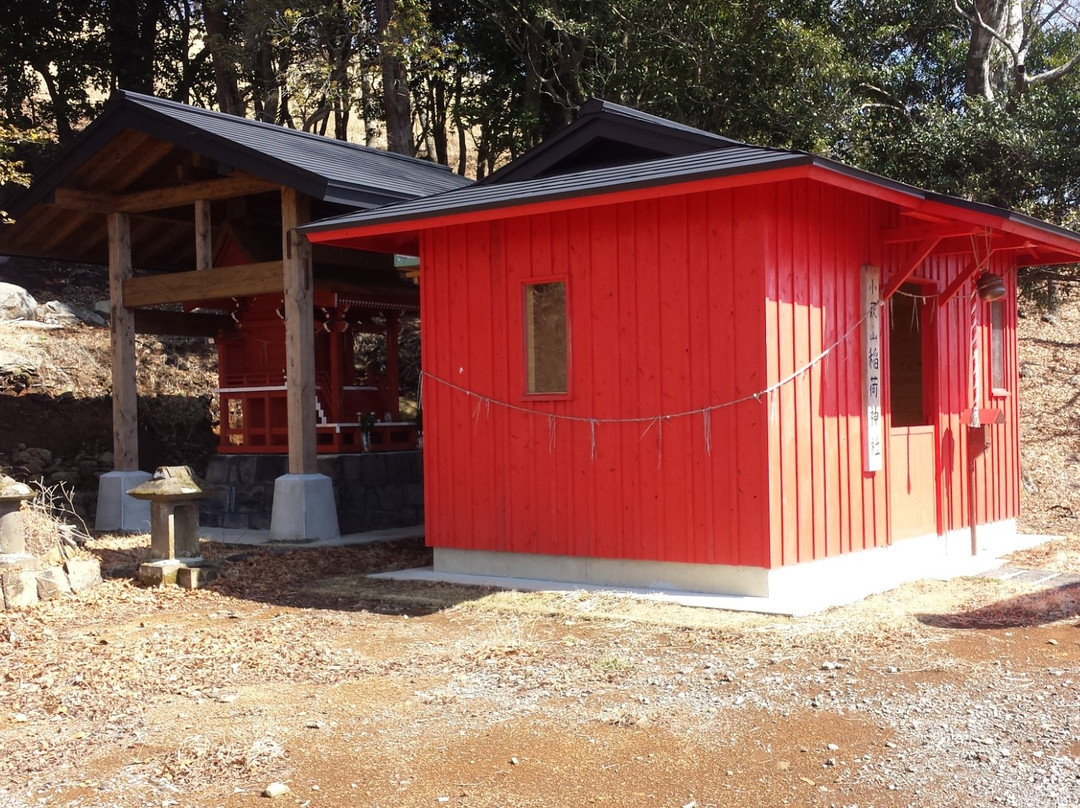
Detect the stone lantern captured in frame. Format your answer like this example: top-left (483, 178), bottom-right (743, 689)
top-left (0, 474), bottom-right (34, 557)
top-left (128, 466), bottom-right (214, 587)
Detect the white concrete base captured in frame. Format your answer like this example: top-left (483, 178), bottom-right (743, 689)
top-left (269, 473), bottom-right (340, 542)
top-left (95, 471), bottom-right (152, 532)
top-left (407, 518), bottom-right (1039, 615)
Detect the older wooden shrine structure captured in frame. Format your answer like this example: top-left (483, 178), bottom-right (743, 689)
top-left (305, 100), bottom-right (1080, 607)
top-left (0, 91), bottom-right (468, 538)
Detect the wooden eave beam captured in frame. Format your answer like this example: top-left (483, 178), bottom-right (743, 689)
top-left (122, 260), bottom-right (284, 307)
top-left (52, 173), bottom-right (279, 215)
top-left (882, 222), bottom-right (984, 244)
top-left (882, 237), bottom-right (942, 300)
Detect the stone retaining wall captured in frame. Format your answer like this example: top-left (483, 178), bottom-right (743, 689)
top-left (201, 452), bottom-right (424, 534)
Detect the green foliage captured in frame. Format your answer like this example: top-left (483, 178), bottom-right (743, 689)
top-left (0, 124), bottom-right (55, 222)
top-left (2, 0), bottom-right (1080, 305)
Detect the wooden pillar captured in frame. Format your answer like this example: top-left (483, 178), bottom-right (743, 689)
top-left (194, 199), bottom-right (212, 270)
top-left (281, 188), bottom-right (317, 474)
top-left (385, 310), bottom-right (401, 419)
top-left (108, 212), bottom-right (138, 471)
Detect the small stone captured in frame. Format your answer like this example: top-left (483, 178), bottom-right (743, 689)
top-left (827, 743), bottom-right (840, 751)
top-left (36, 568), bottom-right (72, 600)
top-left (12, 713), bottom-right (27, 723)
top-left (510, 757), bottom-right (519, 765)
top-left (824, 758), bottom-right (836, 767)
top-left (262, 782), bottom-right (290, 798)
top-left (1048, 639), bottom-right (1059, 646)
top-left (64, 558), bottom-right (102, 593)
top-left (1, 569), bottom-right (39, 609)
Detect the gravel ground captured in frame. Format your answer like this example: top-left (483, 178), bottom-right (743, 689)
top-left (0, 537), bottom-right (1077, 808)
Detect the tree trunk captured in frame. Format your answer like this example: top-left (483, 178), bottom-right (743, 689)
top-left (374, 0), bottom-right (414, 156)
top-left (203, 0), bottom-right (244, 115)
top-left (108, 0), bottom-right (161, 94)
top-left (963, 0), bottom-right (1023, 100)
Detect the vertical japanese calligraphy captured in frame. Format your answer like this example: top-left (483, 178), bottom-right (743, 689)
top-left (862, 265), bottom-right (883, 472)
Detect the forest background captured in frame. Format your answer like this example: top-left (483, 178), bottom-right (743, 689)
top-left (3, 0), bottom-right (1080, 295)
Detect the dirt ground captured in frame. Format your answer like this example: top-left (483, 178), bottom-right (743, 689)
top-left (1, 535), bottom-right (1077, 808)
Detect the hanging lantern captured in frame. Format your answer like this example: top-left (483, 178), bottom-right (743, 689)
top-left (976, 271), bottom-right (1006, 302)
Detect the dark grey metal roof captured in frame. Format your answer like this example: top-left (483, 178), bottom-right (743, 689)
top-left (303, 145), bottom-right (811, 233)
top-left (302, 141), bottom-right (1080, 253)
top-left (479, 98), bottom-right (741, 186)
top-left (8, 90), bottom-right (470, 218)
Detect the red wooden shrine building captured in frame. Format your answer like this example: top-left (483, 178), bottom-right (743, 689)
top-left (0, 91), bottom-right (467, 537)
top-left (305, 100), bottom-right (1080, 604)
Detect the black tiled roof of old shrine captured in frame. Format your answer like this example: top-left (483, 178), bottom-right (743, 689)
top-left (6, 91), bottom-right (470, 218)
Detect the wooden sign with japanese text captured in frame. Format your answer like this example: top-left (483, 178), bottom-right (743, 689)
top-left (862, 265), bottom-right (883, 472)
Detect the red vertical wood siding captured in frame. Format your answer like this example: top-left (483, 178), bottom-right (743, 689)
top-left (763, 180), bottom-right (1020, 564)
top-left (420, 188), bottom-right (770, 566)
top-left (419, 175), bottom-right (1020, 570)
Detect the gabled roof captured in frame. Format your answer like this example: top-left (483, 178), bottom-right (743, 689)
top-left (302, 140), bottom-right (1080, 266)
top-left (0, 91), bottom-right (470, 271)
top-left (479, 98), bottom-right (739, 185)
top-left (7, 91), bottom-right (470, 218)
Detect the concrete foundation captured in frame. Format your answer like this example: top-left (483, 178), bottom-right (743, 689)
top-left (270, 473), bottom-right (340, 541)
top-left (95, 471), bottom-right (152, 532)
top-left (425, 519), bottom-right (1027, 615)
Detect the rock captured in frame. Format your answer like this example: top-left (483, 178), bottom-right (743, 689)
top-left (64, 558), bottom-right (102, 593)
top-left (1, 569), bottom-right (40, 609)
top-left (138, 560), bottom-right (181, 587)
top-left (827, 743), bottom-right (840, 751)
top-left (36, 300), bottom-right (106, 327)
top-left (36, 567), bottom-right (72, 600)
top-left (0, 351), bottom-right (39, 393)
top-left (0, 283), bottom-right (38, 321)
top-left (262, 782), bottom-right (291, 798)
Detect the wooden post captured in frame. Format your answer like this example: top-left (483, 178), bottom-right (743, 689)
top-left (281, 188), bottom-right (317, 474)
top-left (194, 199), bottom-right (212, 270)
top-left (385, 310), bottom-right (402, 418)
top-left (108, 212), bottom-right (138, 471)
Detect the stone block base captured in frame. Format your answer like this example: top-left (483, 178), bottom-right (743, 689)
top-left (139, 559), bottom-right (215, 589)
top-left (270, 474), bottom-right (340, 541)
top-left (95, 471), bottom-right (152, 532)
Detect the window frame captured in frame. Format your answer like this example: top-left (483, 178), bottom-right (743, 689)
top-left (521, 276), bottom-right (571, 400)
top-left (989, 298), bottom-right (1008, 397)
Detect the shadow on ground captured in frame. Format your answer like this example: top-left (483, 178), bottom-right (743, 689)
top-left (92, 536), bottom-right (496, 616)
top-left (917, 580), bottom-right (1080, 628)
